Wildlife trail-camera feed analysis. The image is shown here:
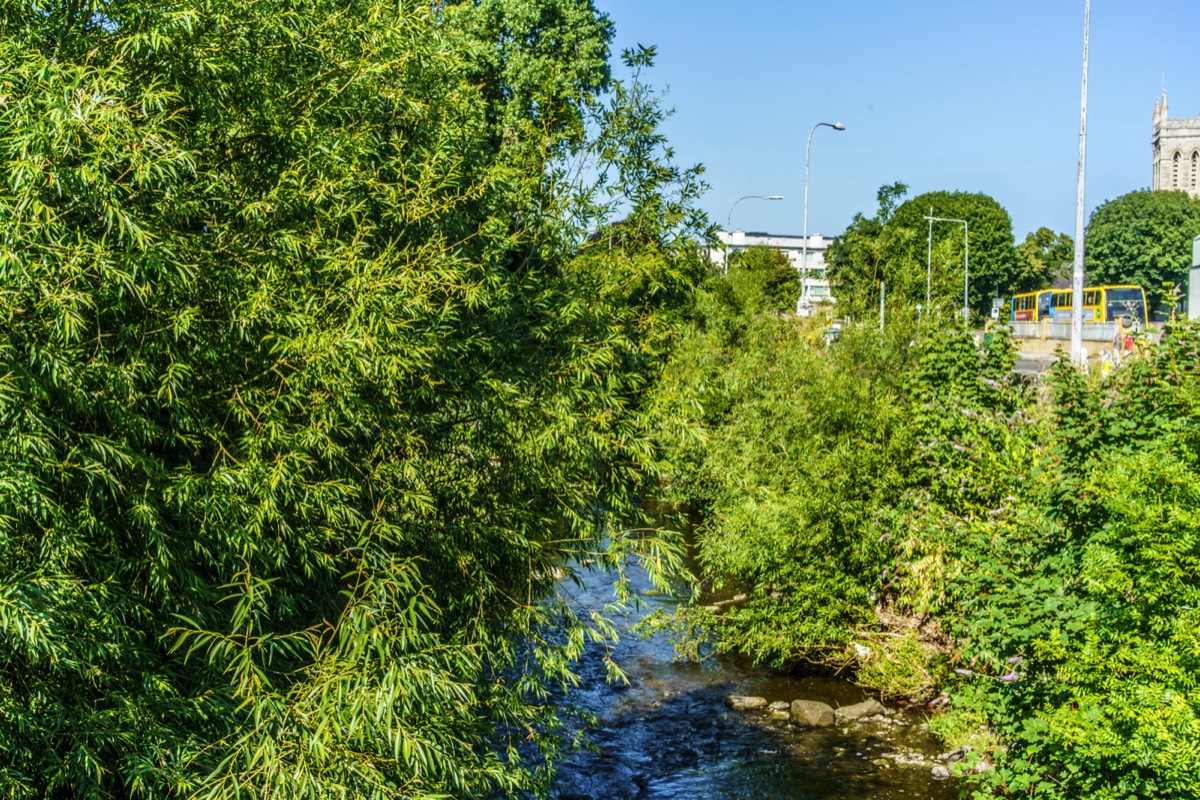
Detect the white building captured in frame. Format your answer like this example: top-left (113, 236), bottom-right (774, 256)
top-left (711, 230), bottom-right (836, 316)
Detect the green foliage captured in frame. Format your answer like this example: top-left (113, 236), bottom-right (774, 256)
top-left (693, 321), bottom-right (912, 666)
top-left (854, 626), bottom-right (951, 701)
top-left (825, 182), bottom-right (908, 319)
top-left (1014, 227), bottom-right (1074, 292)
top-left (0, 2), bottom-right (706, 797)
top-left (650, 268), bottom-right (920, 665)
top-left (1086, 189), bottom-right (1200, 309)
top-left (915, 327), bottom-right (1200, 798)
top-left (828, 185), bottom-right (1019, 319)
top-left (890, 191), bottom-right (1018, 313)
top-left (658, 267), bottom-right (1200, 795)
top-left (725, 246), bottom-right (800, 315)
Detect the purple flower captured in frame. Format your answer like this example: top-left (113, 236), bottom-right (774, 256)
top-left (879, 533), bottom-right (892, 543)
top-left (1000, 671), bottom-right (1020, 683)
top-left (954, 668), bottom-right (973, 677)
top-left (1007, 655), bottom-right (1025, 665)
top-left (986, 508), bottom-right (1004, 516)
top-left (980, 377), bottom-right (1000, 389)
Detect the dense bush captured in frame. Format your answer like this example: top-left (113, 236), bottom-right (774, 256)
top-left (918, 330), bottom-right (1200, 798)
top-left (649, 271), bottom-right (920, 667)
top-left (723, 245), bottom-right (801, 316)
top-left (654, 253), bottom-right (1200, 796)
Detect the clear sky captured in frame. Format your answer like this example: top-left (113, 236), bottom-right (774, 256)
top-left (592, 0), bottom-right (1199, 242)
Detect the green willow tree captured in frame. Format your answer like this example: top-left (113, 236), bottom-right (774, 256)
top-left (0, 2), bottom-right (707, 797)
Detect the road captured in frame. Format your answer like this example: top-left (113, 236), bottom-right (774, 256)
top-left (1014, 354), bottom-right (1056, 376)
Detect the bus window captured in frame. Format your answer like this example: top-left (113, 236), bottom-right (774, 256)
top-left (1105, 287), bottom-right (1147, 325)
top-left (1051, 291), bottom-right (1072, 320)
top-left (1037, 291), bottom-right (1052, 319)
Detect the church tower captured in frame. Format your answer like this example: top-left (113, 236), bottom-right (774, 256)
top-left (1153, 91), bottom-right (1200, 198)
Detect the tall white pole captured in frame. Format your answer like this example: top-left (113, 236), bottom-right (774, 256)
top-left (926, 207), bottom-right (933, 309)
top-left (924, 215), bottom-right (969, 322)
top-left (801, 122), bottom-right (844, 315)
top-left (963, 221), bottom-right (970, 322)
top-left (1070, 0), bottom-right (1090, 364)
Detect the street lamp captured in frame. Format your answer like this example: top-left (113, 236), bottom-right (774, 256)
top-left (801, 121), bottom-right (845, 315)
top-left (924, 214), bottom-right (970, 321)
top-left (1070, 0), bottom-right (1091, 364)
top-left (725, 194), bottom-right (784, 272)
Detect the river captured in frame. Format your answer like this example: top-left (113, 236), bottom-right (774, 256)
top-left (550, 557), bottom-right (960, 800)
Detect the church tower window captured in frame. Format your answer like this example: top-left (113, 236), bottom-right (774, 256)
top-left (1192, 151), bottom-right (1199, 192)
top-left (1173, 151), bottom-right (1182, 188)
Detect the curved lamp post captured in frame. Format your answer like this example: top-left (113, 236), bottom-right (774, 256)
top-left (725, 194), bottom-right (784, 272)
top-left (801, 122), bottom-right (845, 314)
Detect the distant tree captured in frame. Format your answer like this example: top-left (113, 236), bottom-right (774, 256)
top-left (1085, 189), bottom-right (1200, 308)
top-left (889, 191), bottom-right (1018, 313)
top-left (1014, 228), bottom-right (1074, 292)
top-left (825, 182), bottom-right (909, 317)
top-left (726, 246), bottom-right (801, 314)
top-left (828, 185), bottom-right (1017, 318)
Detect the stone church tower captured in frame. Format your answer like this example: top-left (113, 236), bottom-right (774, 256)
top-left (1153, 91), bottom-right (1200, 197)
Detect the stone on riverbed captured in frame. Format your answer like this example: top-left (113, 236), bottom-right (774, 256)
top-left (834, 697), bottom-right (887, 723)
top-left (709, 594), bottom-right (749, 611)
top-left (789, 699), bottom-right (835, 727)
top-left (935, 746), bottom-right (972, 762)
top-left (726, 695), bottom-right (767, 711)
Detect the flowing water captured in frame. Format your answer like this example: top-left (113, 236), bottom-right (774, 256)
top-left (551, 559), bottom-right (960, 800)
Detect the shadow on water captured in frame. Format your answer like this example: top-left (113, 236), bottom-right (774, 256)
top-left (551, 552), bottom-right (959, 800)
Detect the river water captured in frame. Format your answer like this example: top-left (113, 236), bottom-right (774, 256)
top-left (551, 559), bottom-right (960, 800)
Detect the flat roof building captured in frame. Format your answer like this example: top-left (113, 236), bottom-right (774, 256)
top-left (711, 230), bottom-right (836, 316)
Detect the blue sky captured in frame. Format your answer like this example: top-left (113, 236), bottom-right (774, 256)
top-left (592, 0), bottom-right (1199, 242)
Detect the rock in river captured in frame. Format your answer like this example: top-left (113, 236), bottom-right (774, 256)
top-left (790, 699), bottom-right (835, 727)
top-left (834, 697), bottom-right (887, 723)
top-left (768, 701), bottom-right (791, 719)
top-left (726, 695), bottom-right (767, 711)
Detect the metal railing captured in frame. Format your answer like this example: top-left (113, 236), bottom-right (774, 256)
top-left (1010, 321), bottom-right (1120, 342)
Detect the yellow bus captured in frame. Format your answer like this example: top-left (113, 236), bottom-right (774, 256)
top-left (1010, 285), bottom-right (1146, 326)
